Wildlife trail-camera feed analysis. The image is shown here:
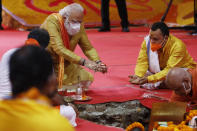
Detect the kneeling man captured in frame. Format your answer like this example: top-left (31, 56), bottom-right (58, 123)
top-left (129, 22), bottom-right (196, 89)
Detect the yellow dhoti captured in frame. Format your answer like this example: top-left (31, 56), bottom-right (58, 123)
top-left (54, 63), bottom-right (93, 86)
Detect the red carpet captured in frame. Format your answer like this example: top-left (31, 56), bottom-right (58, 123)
top-left (76, 27), bottom-right (197, 108)
top-left (1, 27), bottom-right (197, 130)
top-left (76, 86), bottom-right (172, 109)
top-left (1, 27), bottom-right (197, 108)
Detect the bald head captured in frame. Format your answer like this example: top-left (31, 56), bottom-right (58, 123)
top-left (165, 67), bottom-right (192, 96)
top-left (166, 68), bottom-right (188, 89)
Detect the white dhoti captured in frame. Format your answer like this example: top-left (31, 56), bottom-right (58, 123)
top-left (59, 105), bottom-right (77, 127)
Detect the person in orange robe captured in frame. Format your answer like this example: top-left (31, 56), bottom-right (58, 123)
top-left (165, 67), bottom-right (197, 105)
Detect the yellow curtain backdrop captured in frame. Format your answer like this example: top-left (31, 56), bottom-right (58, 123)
top-left (2, 0), bottom-right (194, 27)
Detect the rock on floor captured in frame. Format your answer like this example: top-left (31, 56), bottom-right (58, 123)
top-left (76, 100), bottom-right (150, 129)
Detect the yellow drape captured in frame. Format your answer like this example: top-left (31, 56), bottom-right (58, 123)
top-left (0, 88), bottom-right (74, 131)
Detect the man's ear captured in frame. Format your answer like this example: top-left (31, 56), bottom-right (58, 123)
top-left (164, 35), bottom-right (168, 41)
top-left (182, 78), bottom-right (191, 89)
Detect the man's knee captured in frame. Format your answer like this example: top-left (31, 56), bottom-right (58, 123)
top-left (88, 72), bottom-right (94, 82)
top-left (79, 69), bottom-right (94, 82)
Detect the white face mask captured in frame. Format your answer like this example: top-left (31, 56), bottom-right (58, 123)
top-left (64, 17), bottom-right (81, 36)
top-left (182, 82), bottom-right (192, 95)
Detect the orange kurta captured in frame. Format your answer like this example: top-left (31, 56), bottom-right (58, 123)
top-left (170, 66), bottom-right (197, 104)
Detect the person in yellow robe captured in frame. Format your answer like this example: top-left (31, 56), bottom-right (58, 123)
top-left (41, 3), bottom-right (107, 91)
top-left (0, 28), bottom-right (77, 126)
top-left (0, 45), bottom-right (74, 131)
top-left (129, 22), bottom-right (196, 89)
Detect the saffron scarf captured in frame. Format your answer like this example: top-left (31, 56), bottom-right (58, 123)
top-left (25, 38), bottom-right (39, 46)
top-left (54, 13), bottom-right (70, 89)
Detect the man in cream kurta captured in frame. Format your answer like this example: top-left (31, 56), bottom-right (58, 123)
top-left (41, 3), bottom-right (107, 90)
top-left (129, 22), bottom-right (196, 89)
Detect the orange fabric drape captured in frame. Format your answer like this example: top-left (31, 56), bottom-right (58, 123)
top-left (54, 13), bottom-right (70, 89)
top-left (25, 38), bottom-right (39, 46)
top-left (55, 105), bottom-right (60, 111)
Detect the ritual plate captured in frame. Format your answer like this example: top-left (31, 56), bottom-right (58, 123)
top-left (63, 96), bottom-right (75, 103)
top-left (70, 95), bottom-right (92, 102)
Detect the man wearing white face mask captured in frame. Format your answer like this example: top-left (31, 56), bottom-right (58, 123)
top-left (64, 14), bottom-right (81, 36)
top-left (41, 3), bottom-right (107, 91)
top-left (165, 67), bottom-right (197, 105)
top-left (129, 22), bottom-right (196, 89)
